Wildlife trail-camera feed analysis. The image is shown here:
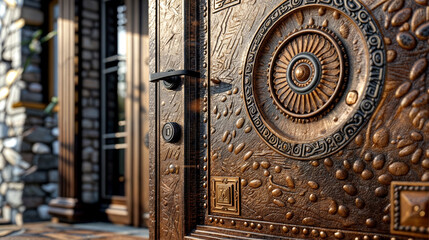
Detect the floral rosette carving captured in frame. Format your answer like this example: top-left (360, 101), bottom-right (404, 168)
top-left (268, 27), bottom-right (348, 122)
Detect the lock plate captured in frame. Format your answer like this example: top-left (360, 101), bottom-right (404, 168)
top-left (162, 122), bottom-right (181, 143)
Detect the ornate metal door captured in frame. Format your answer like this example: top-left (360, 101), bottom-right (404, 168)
top-left (150, 0), bottom-right (429, 239)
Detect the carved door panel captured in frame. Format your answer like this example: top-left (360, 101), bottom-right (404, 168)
top-left (150, 0), bottom-right (429, 239)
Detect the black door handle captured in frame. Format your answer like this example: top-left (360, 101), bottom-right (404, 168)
top-left (150, 69), bottom-right (200, 90)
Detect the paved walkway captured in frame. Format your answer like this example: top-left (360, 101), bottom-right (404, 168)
top-left (0, 222), bottom-right (149, 239)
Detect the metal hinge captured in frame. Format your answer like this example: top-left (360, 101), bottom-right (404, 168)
top-left (150, 69), bottom-right (200, 90)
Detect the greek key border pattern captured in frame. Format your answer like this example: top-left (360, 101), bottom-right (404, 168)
top-left (213, 0), bottom-right (241, 13)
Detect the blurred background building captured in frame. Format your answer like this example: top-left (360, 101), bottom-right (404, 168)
top-left (0, 0), bottom-right (150, 228)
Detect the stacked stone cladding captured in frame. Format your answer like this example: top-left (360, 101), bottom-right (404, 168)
top-left (0, 0), bottom-right (25, 225)
top-left (19, 0), bottom-right (58, 222)
top-left (0, 0), bottom-right (102, 223)
top-left (0, 0), bottom-right (59, 223)
top-left (80, 0), bottom-right (100, 204)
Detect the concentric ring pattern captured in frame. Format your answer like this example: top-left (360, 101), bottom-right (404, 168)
top-left (242, 0), bottom-right (386, 160)
top-left (268, 27), bottom-right (347, 121)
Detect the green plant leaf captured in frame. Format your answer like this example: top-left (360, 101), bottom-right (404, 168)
top-left (40, 31), bottom-right (57, 43)
top-left (32, 30), bottom-right (43, 40)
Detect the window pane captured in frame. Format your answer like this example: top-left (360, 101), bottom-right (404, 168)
top-left (104, 0), bottom-right (126, 58)
top-left (104, 148), bottom-right (125, 196)
top-left (101, 0), bottom-right (127, 198)
top-left (103, 0), bottom-right (126, 134)
top-left (117, 4), bottom-right (126, 56)
top-left (105, 70), bottom-right (125, 133)
top-left (105, 137), bottom-right (125, 145)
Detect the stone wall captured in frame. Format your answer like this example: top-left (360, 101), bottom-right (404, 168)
top-left (0, 0), bottom-right (103, 224)
top-left (0, 0), bottom-right (27, 225)
top-left (80, 0), bottom-right (100, 204)
top-left (22, 113), bottom-right (58, 222)
top-left (0, 0), bottom-right (59, 223)
top-left (21, 0), bottom-right (59, 222)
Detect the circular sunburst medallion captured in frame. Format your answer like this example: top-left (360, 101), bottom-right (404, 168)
top-left (268, 27), bottom-right (347, 121)
top-left (242, 1), bottom-right (386, 160)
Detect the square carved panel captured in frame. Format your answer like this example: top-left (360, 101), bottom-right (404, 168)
top-left (391, 181), bottom-right (429, 238)
top-left (211, 176), bottom-right (240, 215)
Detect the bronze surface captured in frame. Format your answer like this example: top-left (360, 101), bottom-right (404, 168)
top-left (151, 0), bottom-right (429, 239)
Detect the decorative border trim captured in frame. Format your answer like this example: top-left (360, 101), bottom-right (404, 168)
top-left (206, 215), bottom-right (403, 239)
top-left (213, 0), bottom-right (241, 13)
top-left (200, 0), bottom-right (210, 216)
top-left (242, 0), bottom-right (386, 160)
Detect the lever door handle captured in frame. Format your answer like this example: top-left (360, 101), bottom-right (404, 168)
top-left (150, 69), bottom-right (200, 90)
top-left (150, 69), bottom-right (200, 82)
